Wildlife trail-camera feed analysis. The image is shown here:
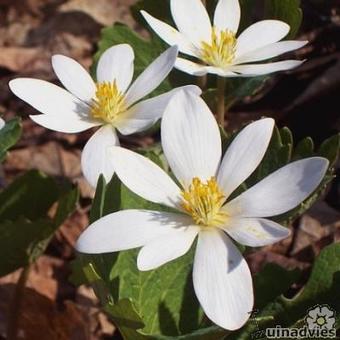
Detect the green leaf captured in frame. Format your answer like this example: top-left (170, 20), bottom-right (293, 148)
top-left (0, 118), bottom-right (22, 162)
top-left (0, 217), bottom-right (55, 276)
top-left (283, 243), bottom-right (340, 318)
top-left (0, 170), bottom-right (59, 221)
top-left (28, 185), bottom-right (78, 265)
top-left (0, 171), bottom-right (78, 276)
top-left (225, 76), bottom-right (268, 103)
top-left (53, 185), bottom-right (79, 227)
top-left (254, 263), bottom-right (301, 310)
top-left (131, 0), bottom-right (171, 25)
top-left (109, 247), bottom-right (203, 336)
top-left (264, 0), bottom-right (303, 38)
top-left (105, 299), bottom-right (145, 339)
top-left (93, 23), bottom-right (170, 97)
top-left (293, 137), bottom-right (314, 160)
top-left (318, 133), bottom-right (340, 168)
top-left (280, 127), bottom-right (293, 147)
top-left (89, 175), bottom-right (106, 223)
top-left (105, 299), bottom-right (225, 340)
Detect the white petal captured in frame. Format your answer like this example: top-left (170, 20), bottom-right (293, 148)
top-left (0, 118), bottom-right (4, 130)
top-left (140, 11), bottom-right (197, 57)
top-left (221, 217), bottom-right (290, 247)
top-left (171, 0), bottom-right (212, 46)
top-left (115, 118), bottom-right (156, 136)
top-left (205, 66), bottom-right (238, 77)
top-left (76, 210), bottom-right (190, 254)
top-left (51, 54), bottom-right (96, 103)
top-left (225, 157), bottom-right (329, 218)
top-left (137, 225), bottom-right (199, 271)
top-left (193, 229), bottom-right (253, 330)
top-left (96, 44), bottom-right (134, 92)
top-left (235, 20), bottom-right (290, 58)
top-left (235, 40), bottom-right (308, 64)
top-left (108, 146), bottom-right (182, 209)
top-left (129, 85), bottom-right (201, 120)
top-left (308, 308), bottom-right (319, 319)
top-left (321, 306), bottom-right (334, 318)
top-left (161, 91), bottom-right (221, 187)
top-left (230, 60), bottom-right (304, 76)
top-left (214, 0), bottom-right (241, 33)
top-left (81, 125), bottom-right (119, 188)
top-left (217, 118), bottom-right (274, 199)
top-left (175, 58), bottom-right (209, 76)
top-left (9, 78), bottom-right (99, 133)
top-left (9, 78), bottom-right (87, 116)
top-left (30, 114), bottom-right (99, 133)
top-left (116, 85), bottom-right (201, 135)
top-left (125, 46), bottom-right (178, 106)
top-left (175, 59), bottom-right (238, 77)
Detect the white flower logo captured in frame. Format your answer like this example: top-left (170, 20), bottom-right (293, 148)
top-left (306, 305), bottom-right (336, 330)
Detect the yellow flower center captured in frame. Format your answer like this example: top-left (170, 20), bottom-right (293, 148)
top-left (181, 177), bottom-right (228, 227)
top-left (316, 316), bottom-right (326, 326)
top-left (91, 81), bottom-right (127, 123)
top-left (200, 27), bottom-right (237, 68)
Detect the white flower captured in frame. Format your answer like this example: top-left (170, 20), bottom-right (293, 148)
top-left (306, 305), bottom-right (336, 330)
top-left (9, 44), bottom-right (201, 187)
top-left (0, 118), bottom-right (5, 130)
top-left (76, 91), bottom-right (328, 330)
top-left (141, 0), bottom-right (307, 77)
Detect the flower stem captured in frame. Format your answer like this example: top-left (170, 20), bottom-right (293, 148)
top-left (196, 75), bottom-right (207, 91)
top-left (216, 76), bottom-right (226, 127)
top-left (7, 265), bottom-right (31, 340)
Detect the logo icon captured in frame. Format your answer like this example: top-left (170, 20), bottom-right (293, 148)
top-left (262, 304), bottom-right (337, 339)
top-left (306, 305), bottom-right (336, 330)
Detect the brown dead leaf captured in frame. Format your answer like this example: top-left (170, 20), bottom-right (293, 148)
top-left (58, 0), bottom-right (116, 26)
top-left (98, 312), bottom-right (115, 336)
top-left (0, 254), bottom-right (114, 339)
top-left (0, 47), bottom-right (44, 73)
top-left (4, 140), bottom-right (94, 197)
top-left (247, 250), bottom-right (309, 275)
top-left (0, 255), bottom-right (63, 301)
top-left (290, 215), bottom-right (328, 256)
top-left (0, 285), bottom-right (91, 339)
top-left (75, 285), bottom-right (116, 338)
top-left (58, 0), bottom-right (137, 27)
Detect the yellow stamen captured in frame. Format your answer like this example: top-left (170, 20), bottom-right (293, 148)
top-left (200, 27), bottom-right (236, 68)
top-left (181, 177), bottom-right (228, 227)
top-left (91, 81), bottom-right (126, 123)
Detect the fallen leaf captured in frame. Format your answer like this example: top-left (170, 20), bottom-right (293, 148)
top-left (0, 47), bottom-right (44, 73)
